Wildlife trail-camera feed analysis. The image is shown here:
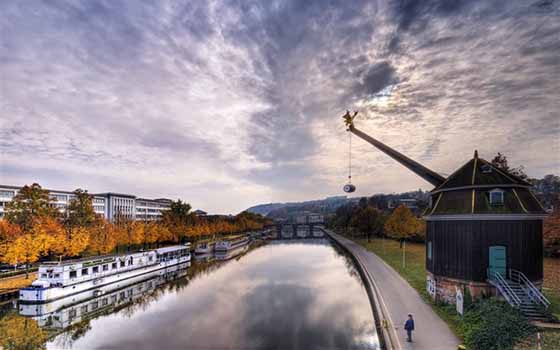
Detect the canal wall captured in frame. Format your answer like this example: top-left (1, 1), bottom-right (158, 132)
top-left (323, 229), bottom-right (399, 350)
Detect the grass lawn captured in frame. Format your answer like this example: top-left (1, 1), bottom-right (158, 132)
top-left (0, 272), bottom-right (37, 291)
top-left (348, 235), bottom-right (560, 349)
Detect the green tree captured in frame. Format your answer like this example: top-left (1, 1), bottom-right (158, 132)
top-left (65, 189), bottom-right (97, 229)
top-left (4, 183), bottom-right (58, 231)
top-left (350, 206), bottom-right (384, 242)
top-left (491, 152), bottom-right (528, 180)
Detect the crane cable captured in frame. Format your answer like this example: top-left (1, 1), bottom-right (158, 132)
top-left (348, 131), bottom-right (352, 184)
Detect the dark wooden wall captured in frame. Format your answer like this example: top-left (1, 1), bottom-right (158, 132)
top-left (426, 220), bottom-right (543, 282)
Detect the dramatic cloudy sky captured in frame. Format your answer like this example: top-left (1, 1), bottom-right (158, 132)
top-left (1, 0), bottom-right (559, 213)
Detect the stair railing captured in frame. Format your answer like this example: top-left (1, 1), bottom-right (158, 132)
top-left (509, 269), bottom-right (550, 309)
top-left (487, 268), bottom-right (522, 308)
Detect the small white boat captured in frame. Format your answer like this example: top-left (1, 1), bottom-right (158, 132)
top-left (296, 226), bottom-right (309, 238)
top-left (215, 235), bottom-right (249, 252)
top-left (19, 245), bottom-right (190, 304)
top-left (195, 240), bottom-right (216, 254)
top-left (281, 225), bottom-right (293, 238)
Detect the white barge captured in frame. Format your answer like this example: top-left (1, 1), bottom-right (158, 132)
top-left (19, 263), bottom-right (189, 330)
top-left (19, 245), bottom-right (190, 304)
top-left (214, 235), bottom-right (249, 252)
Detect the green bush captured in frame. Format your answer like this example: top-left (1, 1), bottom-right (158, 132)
top-left (463, 299), bottom-right (535, 350)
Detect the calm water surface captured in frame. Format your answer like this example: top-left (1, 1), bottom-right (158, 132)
top-left (4, 239), bottom-right (379, 350)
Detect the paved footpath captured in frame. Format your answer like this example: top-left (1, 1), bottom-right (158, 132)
top-left (327, 230), bottom-right (459, 350)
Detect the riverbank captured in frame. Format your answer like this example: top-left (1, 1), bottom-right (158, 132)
top-left (345, 235), bottom-right (560, 349)
top-left (325, 230), bottom-right (459, 350)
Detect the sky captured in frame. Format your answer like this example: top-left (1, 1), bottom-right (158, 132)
top-left (1, 0), bottom-right (559, 214)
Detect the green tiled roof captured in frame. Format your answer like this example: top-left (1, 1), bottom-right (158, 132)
top-left (434, 155), bottom-right (531, 191)
top-left (427, 153), bottom-right (545, 216)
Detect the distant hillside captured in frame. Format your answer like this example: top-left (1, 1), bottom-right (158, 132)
top-left (246, 191), bottom-right (431, 220)
top-left (246, 196), bottom-right (351, 217)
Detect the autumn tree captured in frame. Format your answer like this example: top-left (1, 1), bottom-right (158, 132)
top-left (384, 205), bottom-right (425, 243)
top-left (4, 183), bottom-right (58, 231)
top-left (0, 221), bottom-right (23, 268)
top-left (87, 219), bottom-right (117, 255)
top-left (162, 200), bottom-right (195, 243)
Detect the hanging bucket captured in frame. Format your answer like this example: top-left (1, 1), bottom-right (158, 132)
top-left (343, 184), bottom-right (356, 193)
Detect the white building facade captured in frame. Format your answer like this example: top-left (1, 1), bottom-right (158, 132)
top-left (0, 185), bottom-right (171, 222)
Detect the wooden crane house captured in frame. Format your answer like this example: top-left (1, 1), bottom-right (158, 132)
top-left (343, 111), bottom-right (548, 311)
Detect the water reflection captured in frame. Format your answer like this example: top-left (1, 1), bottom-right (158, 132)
top-left (1, 239), bottom-right (378, 350)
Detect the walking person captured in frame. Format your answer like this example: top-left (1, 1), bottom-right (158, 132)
top-left (404, 314), bottom-right (415, 342)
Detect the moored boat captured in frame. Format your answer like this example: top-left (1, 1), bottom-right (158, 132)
top-left (214, 235), bottom-right (249, 252)
top-left (194, 239), bottom-right (216, 254)
top-left (19, 245), bottom-right (190, 304)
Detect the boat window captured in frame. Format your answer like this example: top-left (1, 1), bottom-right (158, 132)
top-left (112, 262), bottom-right (117, 269)
top-left (92, 266), bottom-right (99, 273)
top-left (130, 257), bottom-right (134, 265)
top-left (91, 301), bottom-right (99, 310)
top-left (82, 268), bottom-right (88, 276)
top-left (102, 298), bottom-right (108, 306)
top-left (69, 309), bottom-right (77, 319)
top-left (148, 256), bottom-right (153, 262)
top-left (120, 261), bottom-right (126, 268)
top-left (54, 273), bottom-right (60, 278)
top-left (102, 264), bottom-right (109, 271)
top-left (69, 271), bottom-right (77, 278)
top-left (111, 295), bottom-right (117, 303)
top-left (81, 305), bottom-right (88, 313)
top-left (41, 273), bottom-right (48, 278)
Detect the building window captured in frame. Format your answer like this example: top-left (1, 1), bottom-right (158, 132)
top-left (69, 271), bottom-right (77, 278)
top-left (427, 241), bottom-right (433, 260)
top-left (489, 189), bottom-right (504, 206)
top-left (0, 190), bottom-right (15, 198)
top-left (82, 268), bottom-right (88, 276)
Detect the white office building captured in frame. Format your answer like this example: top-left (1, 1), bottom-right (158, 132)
top-left (0, 185), bottom-right (171, 222)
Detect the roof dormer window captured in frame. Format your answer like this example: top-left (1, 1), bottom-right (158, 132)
top-left (489, 189), bottom-right (504, 206)
top-left (481, 164), bottom-right (492, 174)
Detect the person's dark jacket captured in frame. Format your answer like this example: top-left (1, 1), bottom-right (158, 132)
top-left (404, 319), bottom-right (415, 331)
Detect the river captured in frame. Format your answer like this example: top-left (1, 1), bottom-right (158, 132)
top-left (0, 238), bottom-right (379, 350)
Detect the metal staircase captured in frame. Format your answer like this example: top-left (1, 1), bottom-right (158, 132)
top-left (488, 269), bottom-right (551, 321)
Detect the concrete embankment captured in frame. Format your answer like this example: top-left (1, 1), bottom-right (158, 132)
top-left (325, 229), bottom-right (459, 350)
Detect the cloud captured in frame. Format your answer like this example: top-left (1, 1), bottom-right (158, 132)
top-left (1, 0), bottom-right (559, 213)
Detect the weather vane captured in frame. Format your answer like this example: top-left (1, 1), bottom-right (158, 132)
top-left (342, 110), bottom-right (358, 130)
